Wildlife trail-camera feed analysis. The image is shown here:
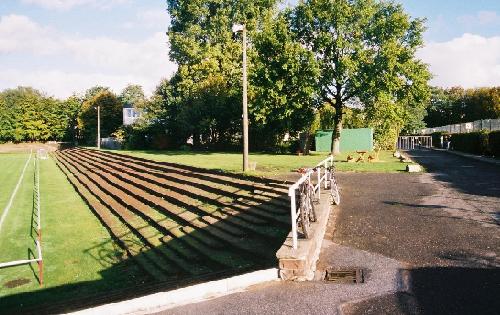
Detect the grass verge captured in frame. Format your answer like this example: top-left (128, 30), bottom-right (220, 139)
top-left (107, 149), bottom-right (411, 175)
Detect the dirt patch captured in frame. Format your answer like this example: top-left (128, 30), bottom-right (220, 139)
top-left (0, 142), bottom-right (60, 153)
top-left (3, 278), bottom-right (31, 288)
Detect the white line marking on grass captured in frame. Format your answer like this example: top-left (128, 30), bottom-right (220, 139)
top-left (0, 152), bottom-right (32, 233)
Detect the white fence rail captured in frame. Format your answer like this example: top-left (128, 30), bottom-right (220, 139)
top-left (419, 119), bottom-right (500, 135)
top-left (397, 136), bottom-right (432, 150)
top-left (288, 156), bottom-right (333, 250)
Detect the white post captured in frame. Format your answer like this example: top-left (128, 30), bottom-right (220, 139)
top-left (97, 105), bottom-right (101, 150)
top-left (317, 167), bottom-right (321, 196)
top-left (324, 160), bottom-right (328, 189)
top-left (290, 192), bottom-right (298, 250)
top-left (242, 26), bottom-right (249, 172)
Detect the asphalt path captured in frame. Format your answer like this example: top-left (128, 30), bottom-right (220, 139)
top-left (157, 149), bottom-right (500, 315)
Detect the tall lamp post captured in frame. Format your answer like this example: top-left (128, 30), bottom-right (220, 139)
top-left (232, 23), bottom-right (249, 172)
top-left (97, 105), bottom-right (101, 149)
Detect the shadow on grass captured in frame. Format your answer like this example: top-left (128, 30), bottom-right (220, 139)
top-left (1, 148), bottom-right (292, 314)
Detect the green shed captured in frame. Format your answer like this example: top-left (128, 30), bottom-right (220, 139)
top-left (315, 128), bottom-right (373, 152)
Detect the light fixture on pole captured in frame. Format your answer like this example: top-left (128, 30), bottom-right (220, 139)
top-left (96, 106), bottom-right (101, 150)
top-left (232, 23), bottom-right (249, 172)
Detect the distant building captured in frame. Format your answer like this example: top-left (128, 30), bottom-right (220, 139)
top-left (123, 102), bottom-right (141, 125)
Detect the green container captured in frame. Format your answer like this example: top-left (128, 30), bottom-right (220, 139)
top-left (315, 128), bottom-right (373, 152)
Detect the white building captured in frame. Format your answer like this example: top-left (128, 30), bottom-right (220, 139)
top-left (123, 102), bottom-right (141, 125)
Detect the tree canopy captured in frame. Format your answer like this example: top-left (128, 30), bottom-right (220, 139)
top-left (291, 0), bottom-right (430, 152)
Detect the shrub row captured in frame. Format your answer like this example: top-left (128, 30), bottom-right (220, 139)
top-left (450, 130), bottom-right (500, 156)
top-left (430, 131), bottom-right (449, 148)
top-left (489, 130), bottom-right (500, 157)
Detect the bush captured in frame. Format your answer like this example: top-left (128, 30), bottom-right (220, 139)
top-left (451, 130), bottom-right (489, 155)
top-left (431, 131), bottom-right (448, 148)
top-left (489, 130), bottom-right (500, 157)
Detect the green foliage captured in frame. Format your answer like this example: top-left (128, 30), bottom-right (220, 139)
top-left (251, 10), bottom-right (320, 149)
top-left (488, 131), bottom-right (500, 157)
top-left (425, 87), bottom-right (500, 127)
top-left (0, 87), bottom-right (80, 142)
top-left (78, 91), bottom-right (122, 145)
top-left (291, 0), bottom-right (430, 154)
top-left (451, 131), bottom-right (490, 155)
top-left (431, 131), bottom-right (448, 148)
top-left (119, 84), bottom-right (146, 108)
top-left (166, 1), bottom-right (278, 149)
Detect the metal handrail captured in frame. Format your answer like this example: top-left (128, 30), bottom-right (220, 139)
top-left (288, 155), bottom-right (333, 249)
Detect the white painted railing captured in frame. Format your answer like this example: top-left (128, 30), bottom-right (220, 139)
top-left (397, 136), bottom-right (432, 150)
top-left (288, 156), bottom-right (333, 250)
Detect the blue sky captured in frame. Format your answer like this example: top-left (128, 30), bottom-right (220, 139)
top-left (0, 0), bottom-right (499, 98)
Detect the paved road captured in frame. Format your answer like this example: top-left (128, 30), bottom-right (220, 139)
top-left (157, 149), bottom-right (500, 315)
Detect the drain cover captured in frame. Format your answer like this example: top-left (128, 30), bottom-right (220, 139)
top-left (325, 268), bottom-right (364, 283)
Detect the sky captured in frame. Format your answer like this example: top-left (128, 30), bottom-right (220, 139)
top-left (0, 0), bottom-right (499, 99)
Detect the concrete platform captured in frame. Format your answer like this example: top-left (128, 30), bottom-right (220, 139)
top-left (276, 192), bottom-right (332, 281)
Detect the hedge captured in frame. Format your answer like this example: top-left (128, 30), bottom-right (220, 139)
top-left (450, 131), bottom-right (489, 155)
top-left (431, 131), bottom-right (449, 148)
top-left (489, 130), bottom-right (500, 157)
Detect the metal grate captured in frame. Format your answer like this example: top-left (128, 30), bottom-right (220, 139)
top-left (325, 268), bottom-right (364, 283)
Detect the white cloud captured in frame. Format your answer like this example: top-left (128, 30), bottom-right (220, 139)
top-left (0, 14), bottom-right (60, 54)
top-left (122, 9), bottom-right (170, 30)
top-left (21, 0), bottom-right (130, 10)
top-left (418, 33), bottom-right (500, 88)
top-left (457, 10), bottom-right (500, 26)
top-left (0, 14), bottom-right (177, 98)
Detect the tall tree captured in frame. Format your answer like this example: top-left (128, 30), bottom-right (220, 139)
top-left (78, 91), bottom-right (123, 145)
top-left (251, 10), bottom-right (320, 150)
top-left (167, 0), bottom-right (277, 148)
top-left (119, 84), bottom-right (146, 107)
top-left (291, 0), bottom-right (430, 154)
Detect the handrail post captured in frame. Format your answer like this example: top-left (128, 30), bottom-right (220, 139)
top-left (317, 166), bottom-right (321, 196)
top-left (290, 191), bottom-right (298, 250)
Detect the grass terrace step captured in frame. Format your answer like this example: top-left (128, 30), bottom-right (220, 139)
top-left (75, 149), bottom-right (289, 216)
top-left (53, 154), bottom-right (176, 281)
top-left (71, 151), bottom-right (285, 233)
top-left (58, 151), bottom-right (269, 269)
top-left (55, 152), bottom-right (213, 275)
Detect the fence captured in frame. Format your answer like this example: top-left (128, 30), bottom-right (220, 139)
top-left (0, 151), bottom-right (43, 285)
top-left (397, 136), bottom-right (432, 150)
top-left (288, 155), bottom-right (333, 249)
top-left (419, 119), bottom-right (500, 135)
top-left (101, 137), bottom-right (122, 150)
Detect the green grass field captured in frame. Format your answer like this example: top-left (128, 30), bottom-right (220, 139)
top-left (0, 147), bottom-right (413, 312)
top-left (110, 149), bottom-right (412, 175)
top-left (0, 152), bottom-right (146, 312)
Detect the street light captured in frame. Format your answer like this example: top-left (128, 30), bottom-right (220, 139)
top-left (232, 23), bottom-right (249, 172)
top-left (95, 106), bottom-right (101, 149)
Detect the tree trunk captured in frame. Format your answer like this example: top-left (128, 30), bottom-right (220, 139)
top-left (331, 100), bottom-right (343, 156)
top-left (303, 131), bottom-right (310, 155)
top-left (331, 119), bottom-right (342, 155)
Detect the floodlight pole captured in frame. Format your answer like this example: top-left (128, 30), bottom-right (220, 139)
top-left (97, 105), bottom-right (101, 149)
top-left (233, 23), bottom-right (249, 172)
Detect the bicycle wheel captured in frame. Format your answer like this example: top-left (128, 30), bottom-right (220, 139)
top-left (299, 185), bottom-right (311, 238)
top-left (308, 184), bottom-right (317, 222)
top-left (330, 172), bottom-right (340, 205)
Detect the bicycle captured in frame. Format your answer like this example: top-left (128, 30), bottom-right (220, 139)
top-left (296, 168), bottom-right (318, 239)
top-left (326, 163), bottom-right (340, 205)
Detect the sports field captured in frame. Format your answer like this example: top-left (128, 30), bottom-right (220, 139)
top-left (0, 148), bottom-right (293, 313)
top-left (0, 151), bottom-right (146, 313)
